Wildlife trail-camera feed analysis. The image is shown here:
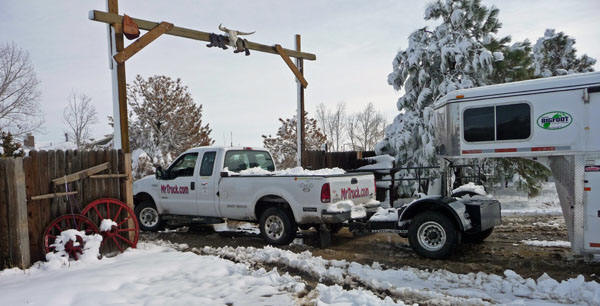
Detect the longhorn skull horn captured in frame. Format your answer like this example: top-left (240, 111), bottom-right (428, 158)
top-left (236, 30), bottom-right (255, 36)
top-left (218, 24), bottom-right (229, 32)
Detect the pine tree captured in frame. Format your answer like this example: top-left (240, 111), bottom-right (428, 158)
top-left (377, 0), bottom-right (501, 195)
top-left (532, 29), bottom-right (596, 77)
top-left (128, 75), bottom-right (214, 167)
top-left (262, 112), bottom-right (327, 169)
top-left (0, 130), bottom-right (24, 157)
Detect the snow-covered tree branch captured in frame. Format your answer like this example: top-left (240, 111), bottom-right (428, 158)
top-left (63, 92), bottom-right (97, 149)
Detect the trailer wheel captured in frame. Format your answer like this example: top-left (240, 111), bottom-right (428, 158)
top-left (463, 228), bottom-right (494, 244)
top-left (259, 207), bottom-right (297, 245)
top-left (408, 211), bottom-right (459, 259)
top-left (134, 201), bottom-right (163, 232)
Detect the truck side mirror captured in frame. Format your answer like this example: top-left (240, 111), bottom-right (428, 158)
top-left (155, 166), bottom-right (164, 179)
top-left (220, 171), bottom-right (229, 177)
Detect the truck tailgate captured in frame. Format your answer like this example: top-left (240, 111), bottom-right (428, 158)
top-left (328, 174), bottom-right (375, 204)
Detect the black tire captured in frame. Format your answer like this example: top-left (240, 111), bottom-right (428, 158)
top-left (463, 228), bottom-right (494, 244)
top-left (259, 207), bottom-right (297, 245)
top-left (408, 211), bottom-right (459, 259)
top-left (134, 201), bottom-right (164, 232)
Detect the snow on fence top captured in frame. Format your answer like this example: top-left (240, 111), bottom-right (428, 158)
top-left (357, 154), bottom-right (395, 170)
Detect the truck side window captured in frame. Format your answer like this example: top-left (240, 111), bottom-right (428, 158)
top-left (168, 153), bottom-right (198, 178)
top-left (199, 151), bottom-right (216, 176)
top-left (496, 103), bottom-right (530, 140)
top-left (464, 107), bottom-right (494, 142)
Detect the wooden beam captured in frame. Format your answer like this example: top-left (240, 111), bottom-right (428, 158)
top-left (275, 44), bottom-right (308, 88)
top-left (295, 34), bottom-right (306, 166)
top-left (30, 191), bottom-right (78, 201)
top-left (89, 10), bottom-right (317, 61)
top-left (5, 158), bottom-right (30, 268)
top-left (114, 21), bottom-right (174, 64)
top-left (123, 153), bottom-right (135, 241)
top-left (107, 1), bottom-right (130, 154)
top-left (52, 162), bottom-right (110, 185)
top-left (90, 174), bottom-right (128, 179)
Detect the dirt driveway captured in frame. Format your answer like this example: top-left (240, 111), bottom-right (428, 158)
top-left (142, 215), bottom-right (600, 282)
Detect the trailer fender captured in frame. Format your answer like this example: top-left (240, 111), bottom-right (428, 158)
top-left (398, 198), bottom-right (472, 232)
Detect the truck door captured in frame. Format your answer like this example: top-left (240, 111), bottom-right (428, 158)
top-left (159, 152), bottom-right (199, 215)
top-left (197, 151), bottom-right (219, 217)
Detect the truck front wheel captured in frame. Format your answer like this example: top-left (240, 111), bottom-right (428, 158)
top-left (135, 201), bottom-right (163, 232)
top-left (408, 211), bottom-right (459, 259)
top-left (259, 207), bottom-right (297, 245)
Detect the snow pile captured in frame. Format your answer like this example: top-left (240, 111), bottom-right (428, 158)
top-left (369, 207), bottom-right (399, 222)
top-left (232, 166), bottom-right (346, 176)
top-left (357, 154), bottom-right (395, 170)
top-left (44, 229), bottom-right (102, 268)
top-left (521, 240), bottom-right (571, 248)
top-left (452, 182), bottom-right (486, 196)
top-left (200, 245), bottom-right (600, 305)
top-left (99, 219), bottom-right (117, 232)
top-left (316, 284), bottom-right (404, 306)
top-left (325, 200), bottom-right (367, 219)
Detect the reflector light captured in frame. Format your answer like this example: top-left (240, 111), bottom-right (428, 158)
top-left (590, 243), bottom-right (600, 248)
top-left (531, 146), bottom-right (555, 151)
top-left (584, 187), bottom-right (591, 191)
top-left (243, 147), bottom-right (253, 150)
top-left (456, 95), bottom-right (464, 98)
top-left (495, 148), bottom-right (517, 152)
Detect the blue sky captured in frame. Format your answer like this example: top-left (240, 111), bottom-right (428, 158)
top-left (1, 0), bottom-right (599, 147)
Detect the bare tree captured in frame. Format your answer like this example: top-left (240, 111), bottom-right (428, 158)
top-left (347, 103), bottom-right (386, 151)
top-left (0, 43), bottom-right (42, 136)
top-left (316, 102), bottom-right (346, 151)
top-left (63, 92), bottom-right (98, 148)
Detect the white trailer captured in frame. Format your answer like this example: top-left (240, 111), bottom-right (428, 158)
top-left (433, 71), bottom-right (600, 260)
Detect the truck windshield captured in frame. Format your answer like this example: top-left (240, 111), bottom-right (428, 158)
top-left (224, 150), bottom-right (275, 173)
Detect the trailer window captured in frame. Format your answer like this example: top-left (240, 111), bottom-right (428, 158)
top-left (464, 107), bottom-right (494, 142)
top-left (496, 103), bottom-right (530, 140)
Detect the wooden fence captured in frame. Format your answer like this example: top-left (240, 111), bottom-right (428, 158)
top-left (302, 150), bottom-right (376, 170)
top-left (0, 150), bottom-right (131, 269)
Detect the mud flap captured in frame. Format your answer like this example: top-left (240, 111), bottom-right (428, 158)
top-left (319, 224), bottom-right (332, 248)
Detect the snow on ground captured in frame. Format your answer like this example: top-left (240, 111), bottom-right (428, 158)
top-left (522, 240), bottom-right (571, 248)
top-left (0, 243), bottom-right (305, 305)
top-left (235, 166), bottom-right (346, 176)
top-left (200, 245), bottom-right (600, 305)
top-left (213, 222), bottom-right (260, 234)
top-left (491, 182), bottom-right (563, 216)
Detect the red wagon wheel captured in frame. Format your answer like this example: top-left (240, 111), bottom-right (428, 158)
top-left (82, 198), bottom-right (140, 252)
top-left (43, 214), bottom-right (99, 258)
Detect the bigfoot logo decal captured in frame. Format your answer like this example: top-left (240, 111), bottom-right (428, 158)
top-left (160, 184), bottom-right (190, 194)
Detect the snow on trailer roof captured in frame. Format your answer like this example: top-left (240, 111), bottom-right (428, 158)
top-left (434, 71), bottom-right (600, 109)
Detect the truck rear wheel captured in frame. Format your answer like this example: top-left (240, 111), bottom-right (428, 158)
top-left (463, 228), bottom-right (494, 244)
top-left (408, 211), bottom-right (459, 259)
top-left (135, 201), bottom-right (163, 232)
top-left (259, 207), bottom-right (297, 245)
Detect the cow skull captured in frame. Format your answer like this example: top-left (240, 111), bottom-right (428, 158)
top-left (218, 24), bottom-right (255, 52)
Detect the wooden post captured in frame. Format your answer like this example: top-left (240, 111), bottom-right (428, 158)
top-left (107, 0), bottom-right (130, 153)
top-left (123, 153), bottom-right (135, 241)
top-left (5, 158), bottom-right (30, 268)
top-left (295, 34), bottom-right (305, 167)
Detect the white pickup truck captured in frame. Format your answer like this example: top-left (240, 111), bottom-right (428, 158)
top-left (132, 146), bottom-right (379, 245)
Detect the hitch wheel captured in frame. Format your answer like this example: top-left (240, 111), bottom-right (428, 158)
top-left (408, 211), bottom-right (459, 259)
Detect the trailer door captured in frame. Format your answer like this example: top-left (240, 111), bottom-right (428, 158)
top-left (584, 165), bottom-right (600, 251)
